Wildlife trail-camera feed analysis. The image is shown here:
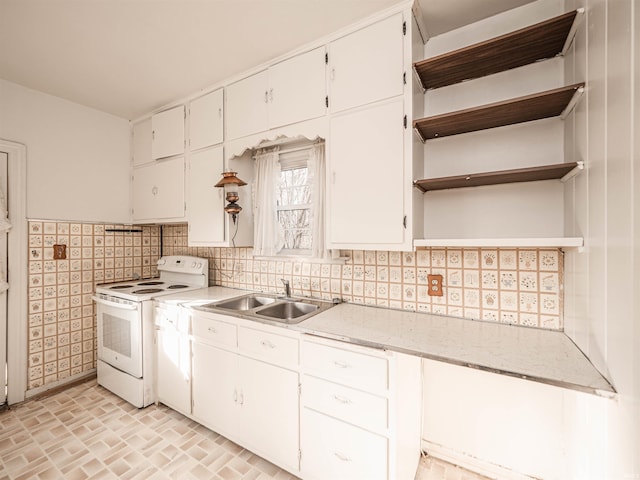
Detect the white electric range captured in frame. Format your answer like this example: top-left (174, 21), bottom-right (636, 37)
top-left (92, 255), bottom-right (208, 407)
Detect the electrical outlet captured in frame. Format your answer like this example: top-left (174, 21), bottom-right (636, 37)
top-left (427, 274), bottom-right (443, 296)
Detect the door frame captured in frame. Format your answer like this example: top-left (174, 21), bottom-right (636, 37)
top-left (0, 138), bottom-right (27, 404)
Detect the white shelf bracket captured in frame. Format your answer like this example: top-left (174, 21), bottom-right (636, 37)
top-left (561, 8), bottom-right (585, 55)
top-left (561, 87), bottom-right (584, 119)
top-left (560, 161), bottom-right (584, 182)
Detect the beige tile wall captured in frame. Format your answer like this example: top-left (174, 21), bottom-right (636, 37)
top-left (26, 221), bottom-right (161, 390)
top-left (162, 224), bottom-right (563, 330)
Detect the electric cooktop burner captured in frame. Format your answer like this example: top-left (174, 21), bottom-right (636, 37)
top-left (138, 281), bottom-right (164, 286)
top-left (132, 288), bottom-right (164, 294)
top-left (110, 285), bottom-right (134, 289)
top-left (167, 284), bottom-right (189, 289)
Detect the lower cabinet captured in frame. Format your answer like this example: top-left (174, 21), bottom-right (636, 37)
top-left (154, 304), bottom-right (191, 415)
top-left (300, 335), bottom-right (422, 480)
top-left (191, 312), bottom-right (301, 474)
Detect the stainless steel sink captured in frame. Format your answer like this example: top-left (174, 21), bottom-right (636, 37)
top-left (210, 295), bottom-right (276, 311)
top-left (255, 301), bottom-right (319, 322)
top-left (195, 293), bottom-right (333, 324)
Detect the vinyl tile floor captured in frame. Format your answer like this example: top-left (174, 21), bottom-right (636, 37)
top-left (0, 379), bottom-right (490, 480)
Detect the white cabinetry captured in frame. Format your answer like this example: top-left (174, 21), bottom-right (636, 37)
top-left (189, 89), bottom-right (224, 150)
top-left (328, 13), bottom-right (404, 113)
top-left (225, 47), bottom-right (326, 140)
top-left (187, 146), bottom-right (225, 245)
top-left (154, 303), bottom-right (191, 415)
top-left (300, 335), bottom-right (422, 480)
top-left (328, 97), bottom-right (406, 249)
top-left (132, 157), bottom-right (185, 222)
top-left (132, 118), bottom-right (152, 166)
top-left (191, 312), bottom-right (301, 474)
top-left (152, 105), bottom-right (185, 159)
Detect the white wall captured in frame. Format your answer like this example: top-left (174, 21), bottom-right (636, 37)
top-left (0, 79), bottom-right (130, 223)
top-left (563, 0), bottom-right (640, 478)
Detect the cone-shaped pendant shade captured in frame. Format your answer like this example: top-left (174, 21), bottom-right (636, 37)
top-left (214, 171), bottom-right (247, 188)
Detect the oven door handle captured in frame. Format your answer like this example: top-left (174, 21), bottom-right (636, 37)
top-left (91, 295), bottom-right (139, 311)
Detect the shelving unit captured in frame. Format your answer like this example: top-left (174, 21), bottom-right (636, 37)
top-left (414, 10), bottom-right (582, 91)
top-left (413, 83), bottom-right (584, 141)
top-left (414, 161), bottom-right (582, 193)
top-left (412, 8), bottom-right (585, 249)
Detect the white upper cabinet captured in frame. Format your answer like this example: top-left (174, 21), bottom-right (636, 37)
top-left (132, 118), bottom-right (152, 166)
top-left (329, 97), bottom-right (406, 249)
top-left (132, 156), bottom-right (185, 222)
top-left (226, 70), bottom-right (270, 140)
top-left (268, 46), bottom-right (327, 129)
top-left (329, 13), bottom-right (404, 113)
top-left (189, 89), bottom-right (224, 150)
top-left (151, 105), bottom-right (185, 159)
top-left (226, 47), bottom-right (327, 140)
top-left (188, 146), bottom-right (226, 245)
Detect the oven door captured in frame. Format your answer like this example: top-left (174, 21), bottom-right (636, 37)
top-left (93, 295), bottom-right (143, 378)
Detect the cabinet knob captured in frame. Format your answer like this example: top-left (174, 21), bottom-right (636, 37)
top-left (218, 107), bottom-right (222, 118)
top-left (151, 186), bottom-right (159, 196)
top-left (264, 90), bottom-right (269, 103)
top-left (269, 88), bottom-right (273, 102)
top-left (331, 67), bottom-right (336, 81)
top-left (207, 326), bottom-right (217, 334)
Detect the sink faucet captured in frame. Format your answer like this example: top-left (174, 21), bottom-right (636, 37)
top-left (281, 278), bottom-right (291, 298)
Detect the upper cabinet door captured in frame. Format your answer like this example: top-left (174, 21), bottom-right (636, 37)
top-left (190, 89), bottom-right (224, 150)
top-left (132, 118), bottom-right (152, 166)
top-left (188, 146), bottom-right (226, 245)
top-left (226, 70), bottom-right (269, 140)
top-left (132, 157), bottom-right (185, 222)
top-left (152, 105), bottom-right (185, 159)
top-left (329, 13), bottom-right (404, 113)
top-left (268, 47), bottom-right (327, 129)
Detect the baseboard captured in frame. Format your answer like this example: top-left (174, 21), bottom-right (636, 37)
top-left (421, 439), bottom-right (538, 480)
top-left (25, 370), bottom-right (97, 400)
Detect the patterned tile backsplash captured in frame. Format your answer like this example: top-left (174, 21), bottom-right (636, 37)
top-left (26, 220), bottom-right (563, 391)
top-left (27, 221), bottom-right (161, 391)
top-left (162, 224), bottom-right (563, 330)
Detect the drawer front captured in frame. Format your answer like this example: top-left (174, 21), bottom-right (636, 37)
top-left (302, 340), bottom-right (388, 392)
top-left (238, 326), bottom-right (299, 367)
top-left (192, 315), bottom-right (237, 348)
top-left (303, 375), bottom-right (388, 432)
top-left (301, 408), bottom-right (387, 480)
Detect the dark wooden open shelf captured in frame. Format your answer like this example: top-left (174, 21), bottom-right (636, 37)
top-left (414, 10), bottom-right (581, 90)
top-left (414, 162), bottom-right (579, 193)
top-left (413, 83), bottom-right (584, 141)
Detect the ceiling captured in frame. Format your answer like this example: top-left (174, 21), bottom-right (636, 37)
top-left (0, 0), bottom-right (535, 120)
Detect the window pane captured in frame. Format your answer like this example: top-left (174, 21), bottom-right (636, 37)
top-left (278, 209), bottom-right (311, 249)
top-left (278, 168), bottom-right (310, 207)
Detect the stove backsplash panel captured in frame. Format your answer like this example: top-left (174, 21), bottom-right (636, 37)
top-left (27, 221), bottom-right (161, 391)
top-left (162, 224), bottom-right (563, 331)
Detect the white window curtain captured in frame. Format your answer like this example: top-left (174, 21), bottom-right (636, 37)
top-left (253, 148), bottom-right (284, 256)
top-left (308, 142), bottom-right (330, 259)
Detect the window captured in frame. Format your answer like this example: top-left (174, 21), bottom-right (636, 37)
top-left (277, 153), bottom-right (312, 255)
top-left (253, 139), bottom-right (327, 258)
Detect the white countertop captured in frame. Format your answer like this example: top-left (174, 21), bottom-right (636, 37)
top-left (155, 287), bottom-right (614, 397)
top-left (299, 303), bottom-right (615, 397)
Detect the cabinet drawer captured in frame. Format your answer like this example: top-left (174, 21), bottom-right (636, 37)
top-left (303, 375), bottom-right (388, 432)
top-left (301, 408), bottom-right (387, 480)
top-left (302, 340), bottom-right (388, 392)
top-left (192, 315), bottom-right (237, 347)
top-left (238, 326), bottom-right (298, 367)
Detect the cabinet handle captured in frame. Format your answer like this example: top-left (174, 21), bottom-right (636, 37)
top-left (207, 326), bottom-right (217, 334)
top-left (333, 360), bottom-right (350, 369)
top-left (233, 389), bottom-right (237, 403)
top-left (264, 90), bottom-right (269, 103)
top-left (238, 391), bottom-right (244, 405)
top-left (333, 394), bottom-right (352, 405)
top-left (331, 67), bottom-right (336, 81)
top-left (218, 107), bottom-right (222, 118)
top-left (334, 452), bottom-right (351, 462)
top-left (269, 88), bottom-right (273, 102)
top-left (261, 339), bottom-right (276, 349)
